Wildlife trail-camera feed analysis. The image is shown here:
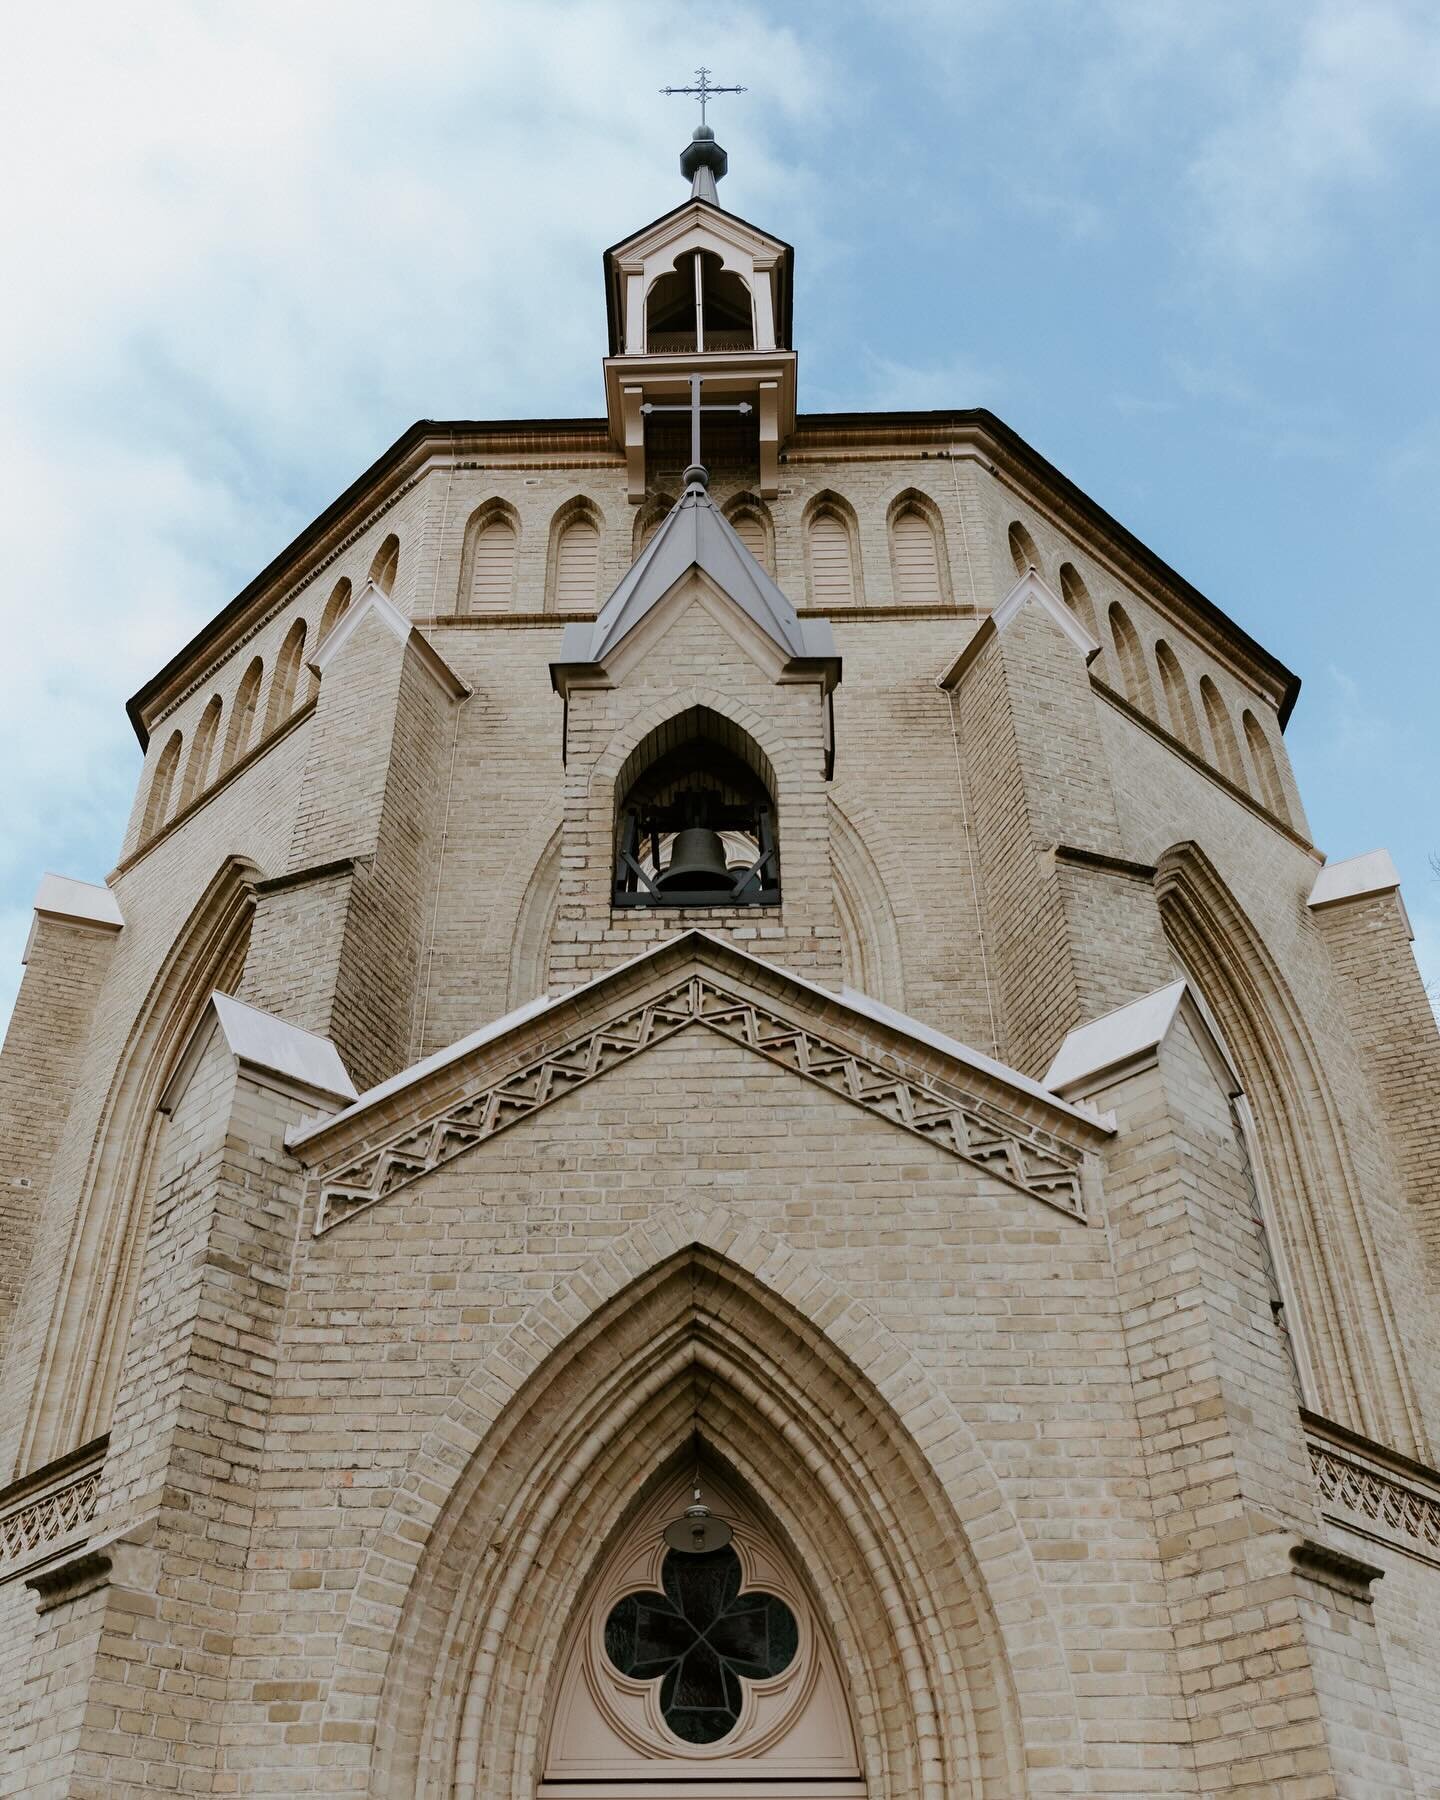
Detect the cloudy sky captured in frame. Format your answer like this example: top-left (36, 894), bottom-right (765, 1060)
top-left (2, 0), bottom-right (1438, 1033)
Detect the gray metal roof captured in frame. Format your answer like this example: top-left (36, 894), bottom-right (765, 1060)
top-left (557, 477), bottom-right (837, 672)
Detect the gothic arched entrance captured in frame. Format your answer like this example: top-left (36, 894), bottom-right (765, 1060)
top-left (349, 1234), bottom-right (1076, 1798)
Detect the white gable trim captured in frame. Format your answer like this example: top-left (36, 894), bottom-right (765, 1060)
top-left (290, 929), bottom-right (1109, 1156)
top-left (938, 568), bottom-right (1101, 690)
top-left (307, 579), bottom-right (470, 702)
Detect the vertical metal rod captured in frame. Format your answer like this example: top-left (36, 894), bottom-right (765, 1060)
top-left (690, 375), bottom-right (702, 470)
top-left (693, 250), bottom-right (705, 356)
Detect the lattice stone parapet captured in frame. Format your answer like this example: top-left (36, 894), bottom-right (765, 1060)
top-left (313, 975), bottom-right (1089, 1233)
top-left (1309, 1435), bottom-right (1440, 1557)
top-left (0, 1444), bottom-right (105, 1575)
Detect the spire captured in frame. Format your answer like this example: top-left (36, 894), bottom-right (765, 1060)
top-left (680, 124), bottom-right (727, 204)
top-left (661, 67), bottom-right (744, 205)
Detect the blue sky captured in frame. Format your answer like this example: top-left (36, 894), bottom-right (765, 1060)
top-left (2, 0), bottom-right (1438, 1034)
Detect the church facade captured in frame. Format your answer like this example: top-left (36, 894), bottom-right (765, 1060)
top-left (2, 122), bottom-right (1439, 1798)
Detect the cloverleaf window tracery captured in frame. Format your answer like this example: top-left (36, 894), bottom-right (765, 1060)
top-left (603, 1544), bottom-right (798, 1744)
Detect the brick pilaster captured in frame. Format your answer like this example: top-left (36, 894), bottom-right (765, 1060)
top-left (15, 1021), bottom-right (335, 1797)
top-left (0, 916), bottom-right (119, 1360)
top-left (1090, 1004), bottom-right (1414, 1796)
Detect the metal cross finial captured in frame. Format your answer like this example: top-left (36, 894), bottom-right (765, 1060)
top-left (640, 375), bottom-right (752, 483)
top-left (661, 66), bottom-right (746, 126)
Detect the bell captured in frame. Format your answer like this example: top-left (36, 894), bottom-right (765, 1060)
top-left (656, 827), bottom-right (734, 896)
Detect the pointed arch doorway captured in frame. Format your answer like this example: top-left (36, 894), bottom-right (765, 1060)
top-left (541, 1462), bottom-right (865, 1797)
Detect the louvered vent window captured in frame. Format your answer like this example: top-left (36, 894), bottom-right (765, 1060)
top-left (808, 512), bottom-right (854, 606)
top-left (555, 519), bottom-right (600, 611)
top-left (470, 520), bottom-right (517, 612)
top-left (731, 511), bottom-right (769, 571)
top-left (892, 509), bottom-right (939, 601)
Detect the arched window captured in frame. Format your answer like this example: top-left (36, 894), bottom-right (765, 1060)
top-left (1200, 675), bottom-right (1246, 787)
top-left (805, 497), bottom-right (860, 607)
top-left (550, 503), bottom-right (602, 612)
top-left (1059, 562), bottom-right (1099, 641)
top-left (723, 494), bottom-right (774, 573)
top-left (221, 658), bottom-right (264, 772)
top-left (369, 533), bottom-right (399, 596)
top-left (1107, 602), bottom-right (1155, 712)
top-left (460, 505), bottom-right (519, 613)
top-left (179, 695), bottom-right (223, 811)
top-left (264, 619), bottom-right (308, 734)
top-left (142, 730), bottom-right (184, 840)
top-left (1008, 519), bottom-right (1040, 576)
top-left (646, 250), bottom-right (754, 353)
top-left (1155, 640), bottom-right (1201, 749)
top-left (730, 509), bottom-right (769, 568)
top-left (614, 706), bottom-right (779, 908)
top-left (1243, 710), bottom-right (1291, 822)
top-left (542, 1464), bottom-right (860, 1787)
top-left (309, 579), bottom-right (353, 700)
top-left (633, 494), bottom-right (676, 560)
top-left (317, 577), bottom-right (352, 646)
top-left (889, 496), bottom-right (945, 602)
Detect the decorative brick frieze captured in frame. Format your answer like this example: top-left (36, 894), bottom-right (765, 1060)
top-left (313, 973), bottom-right (1089, 1232)
top-left (1310, 1436), bottom-right (1440, 1557)
top-left (0, 1439), bottom-right (105, 1577)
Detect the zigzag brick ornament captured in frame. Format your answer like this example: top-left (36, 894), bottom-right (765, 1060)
top-left (1, 103), bottom-right (1439, 1800)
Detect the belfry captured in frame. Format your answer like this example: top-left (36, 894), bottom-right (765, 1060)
top-left (3, 95), bottom-right (1440, 1800)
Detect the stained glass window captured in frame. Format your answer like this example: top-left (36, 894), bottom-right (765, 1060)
top-left (603, 1545), bottom-right (798, 1744)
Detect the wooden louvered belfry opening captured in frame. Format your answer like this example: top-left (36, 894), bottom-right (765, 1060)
top-left (730, 509), bottom-right (770, 572)
top-left (808, 509), bottom-right (855, 606)
top-left (891, 508), bottom-right (940, 602)
top-left (470, 518), bottom-right (517, 612)
top-left (555, 516), bottom-right (601, 612)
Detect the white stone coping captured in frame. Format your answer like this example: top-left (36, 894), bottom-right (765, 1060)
top-left (34, 872), bottom-right (124, 926)
top-left (1044, 980), bottom-right (1189, 1096)
top-left (161, 991), bottom-right (357, 1118)
top-left (308, 579), bottom-right (470, 700)
top-left (1308, 850), bottom-right (1409, 937)
top-left (23, 874), bottom-right (125, 964)
top-left (938, 567), bottom-right (1100, 690)
top-left (287, 930), bottom-right (1111, 1151)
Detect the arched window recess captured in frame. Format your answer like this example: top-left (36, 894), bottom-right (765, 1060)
top-left (543, 1460), bottom-right (861, 1787)
top-left (613, 711), bottom-right (779, 909)
top-left (647, 249), bottom-right (755, 354)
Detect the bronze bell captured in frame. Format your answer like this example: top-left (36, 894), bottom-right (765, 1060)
top-left (656, 827), bottom-right (735, 896)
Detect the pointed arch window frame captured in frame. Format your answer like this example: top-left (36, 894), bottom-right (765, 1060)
top-left (612, 707), bottom-right (781, 911)
top-left (886, 488), bottom-right (951, 606)
top-left (803, 492), bottom-right (863, 609)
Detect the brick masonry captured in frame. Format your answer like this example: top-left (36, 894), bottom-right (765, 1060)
top-left (1, 349), bottom-right (1438, 1791)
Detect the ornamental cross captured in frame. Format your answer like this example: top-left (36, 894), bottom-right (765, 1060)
top-left (660, 66), bottom-right (746, 127)
top-left (641, 374), bottom-right (751, 477)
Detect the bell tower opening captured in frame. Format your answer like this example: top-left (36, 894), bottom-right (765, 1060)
top-left (647, 249), bottom-right (756, 354)
top-left (613, 706), bottom-right (779, 908)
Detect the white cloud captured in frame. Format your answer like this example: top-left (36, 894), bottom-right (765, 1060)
top-left (1185, 2), bottom-right (1440, 274)
top-left (876, 0), bottom-right (1440, 281)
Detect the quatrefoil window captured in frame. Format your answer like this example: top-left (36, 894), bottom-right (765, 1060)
top-left (603, 1545), bottom-right (799, 1744)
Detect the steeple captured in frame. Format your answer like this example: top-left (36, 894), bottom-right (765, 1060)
top-left (600, 89), bottom-right (796, 503)
top-left (680, 124), bottom-right (727, 205)
top-left (661, 66), bottom-right (745, 204)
